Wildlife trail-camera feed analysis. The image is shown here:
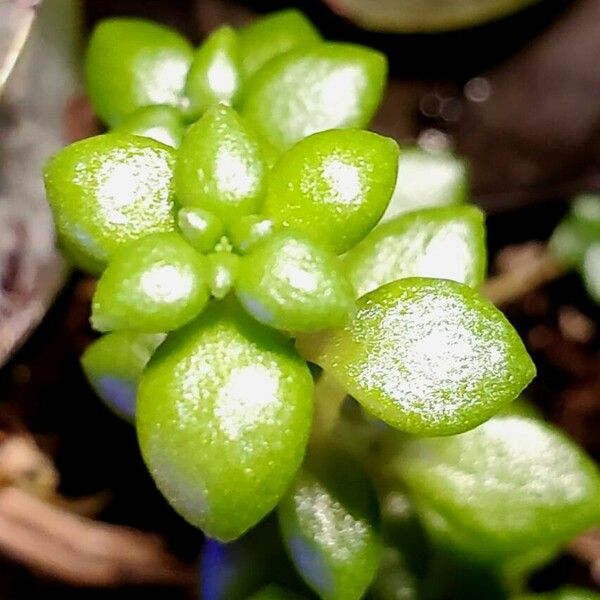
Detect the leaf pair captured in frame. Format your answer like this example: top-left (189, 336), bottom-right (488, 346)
top-left (198, 450), bottom-right (382, 600)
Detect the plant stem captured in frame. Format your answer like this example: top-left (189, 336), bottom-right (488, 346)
top-left (310, 371), bottom-right (347, 445)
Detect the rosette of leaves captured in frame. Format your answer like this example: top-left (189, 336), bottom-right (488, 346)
top-left (41, 10), bottom-right (600, 600)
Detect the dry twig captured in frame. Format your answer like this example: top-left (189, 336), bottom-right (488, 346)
top-left (0, 432), bottom-right (195, 589)
top-left (0, 487), bottom-right (196, 588)
top-left (484, 242), bottom-right (564, 306)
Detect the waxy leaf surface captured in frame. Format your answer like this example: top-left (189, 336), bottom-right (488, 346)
top-left (299, 278), bottom-right (535, 435)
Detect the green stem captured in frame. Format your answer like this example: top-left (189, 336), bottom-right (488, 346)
top-left (310, 370), bottom-right (347, 445)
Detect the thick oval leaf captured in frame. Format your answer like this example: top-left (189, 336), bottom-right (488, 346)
top-left (278, 452), bottom-right (381, 600)
top-left (92, 232), bottom-right (210, 333)
top-left (241, 43), bottom-right (387, 150)
top-left (81, 331), bottom-right (165, 421)
top-left (137, 300), bottom-right (313, 541)
top-left (369, 546), bottom-right (420, 600)
top-left (263, 129), bottom-right (399, 254)
top-left (177, 207), bottom-right (225, 254)
top-left (175, 104), bottom-right (268, 225)
top-left (85, 18), bottom-right (193, 127)
top-left (582, 243), bottom-right (600, 303)
top-left (238, 9), bottom-right (321, 80)
top-left (395, 414), bottom-right (600, 562)
top-left (185, 26), bottom-right (241, 119)
top-left (570, 194), bottom-right (600, 236)
top-left (200, 518), bottom-right (299, 600)
top-left (235, 231), bottom-right (355, 332)
top-left (44, 133), bottom-right (176, 274)
top-left (206, 252), bottom-right (240, 300)
top-left (344, 205), bottom-right (486, 297)
top-left (228, 215), bottom-right (277, 254)
top-left (298, 278), bottom-right (535, 435)
top-left (549, 217), bottom-right (591, 270)
top-left (113, 105), bottom-right (186, 148)
top-left (382, 147), bottom-right (469, 222)
top-left (321, 0), bottom-right (541, 33)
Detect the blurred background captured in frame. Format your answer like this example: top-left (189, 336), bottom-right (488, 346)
top-left (0, 0), bottom-right (599, 597)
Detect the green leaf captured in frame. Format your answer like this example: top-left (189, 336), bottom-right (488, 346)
top-left (382, 147), bottom-right (469, 222)
top-left (263, 129), bottom-right (399, 254)
top-left (228, 215), bottom-right (277, 254)
top-left (582, 243), bottom-right (600, 303)
top-left (549, 194), bottom-right (600, 304)
top-left (206, 252), bottom-right (240, 300)
top-left (185, 26), bottom-right (241, 119)
top-left (235, 231), bottom-right (355, 332)
top-left (550, 195), bottom-right (600, 272)
top-left (200, 517), bottom-right (300, 600)
top-left (320, 0), bottom-right (542, 33)
top-left (549, 218), bottom-right (591, 270)
top-left (112, 105), bottom-right (186, 148)
top-left (81, 331), bottom-right (165, 422)
top-left (177, 207), bottom-right (225, 253)
top-left (395, 414), bottom-right (600, 562)
top-left (91, 232), bottom-right (210, 333)
top-left (137, 300), bottom-right (313, 541)
top-left (238, 9), bottom-right (321, 80)
top-left (278, 452), bottom-right (381, 600)
top-left (175, 104), bottom-right (268, 225)
top-left (241, 43), bottom-right (387, 150)
top-left (570, 194), bottom-right (600, 237)
top-left (369, 546), bottom-right (421, 600)
top-left (298, 278), bottom-right (535, 435)
top-left (44, 133), bottom-right (177, 273)
top-left (85, 18), bottom-right (193, 126)
top-left (343, 205), bottom-right (487, 297)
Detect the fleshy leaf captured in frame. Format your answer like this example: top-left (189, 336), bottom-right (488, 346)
top-left (382, 147), bottom-right (469, 222)
top-left (582, 243), bottom-right (600, 303)
top-left (137, 300), bottom-right (313, 541)
top-left (228, 215), bottom-right (277, 254)
top-left (344, 205), bottom-right (487, 297)
top-left (369, 546), bottom-right (420, 600)
top-left (241, 43), bottom-right (387, 150)
top-left (263, 129), bottom-right (399, 254)
top-left (175, 104), bottom-right (268, 225)
top-left (113, 105), bottom-right (186, 148)
top-left (298, 278), bottom-right (535, 435)
top-left (238, 9), bottom-right (321, 80)
top-left (236, 231), bottom-right (355, 332)
top-left (200, 518), bottom-right (299, 600)
top-left (81, 331), bottom-right (165, 421)
top-left (44, 133), bottom-right (176, 273)
top-left (92, 232), bottom-right (210, 333)
top-left (177, 207), bottom-right (225, 253)
top-left (549, 217), bottom-right (591, 270)
top-left (394, 414), bottom-right (600, 562)
top-left (206, 252), bottom-right (240, 300)
top-left (185, 26), bottom-right (241, 119)
top-left (85, 18), bottom-right (193, 126)
top-left (570, 194), bottom-right (600, 236)
top-left (278, 452), bottom-right (381, 600)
